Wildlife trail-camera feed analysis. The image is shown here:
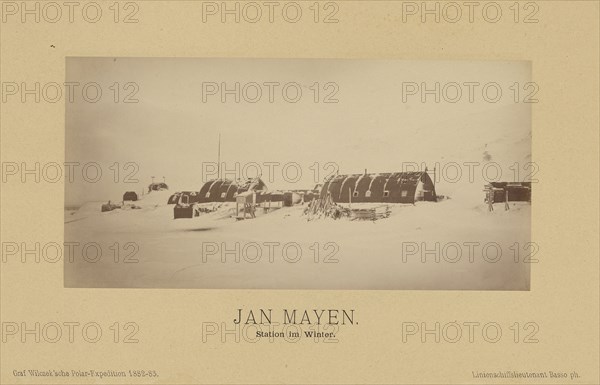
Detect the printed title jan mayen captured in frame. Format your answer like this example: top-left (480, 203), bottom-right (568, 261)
top-left (234, 309), bottom-right (355, 325)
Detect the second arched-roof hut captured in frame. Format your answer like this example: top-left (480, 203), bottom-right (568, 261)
top-left (319, 172), bottom-right (436, 204)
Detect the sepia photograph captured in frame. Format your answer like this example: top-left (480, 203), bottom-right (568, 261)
top-left (64, 58), bottom-right (532, 290)
top-left (2, 1), bottom-right (599, 384)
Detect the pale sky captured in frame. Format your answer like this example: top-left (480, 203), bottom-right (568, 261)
top-left (66, 58), bottom-right (531, 206)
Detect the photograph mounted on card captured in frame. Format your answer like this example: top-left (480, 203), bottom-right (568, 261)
top-left (64, 57), bottom-right (533, 290)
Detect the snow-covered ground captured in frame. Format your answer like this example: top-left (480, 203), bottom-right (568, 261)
top-left (64, 186), bottom-right (530, 290)
top-left (63, 59), bottom-right (532, 290)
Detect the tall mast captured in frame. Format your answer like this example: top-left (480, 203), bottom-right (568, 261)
top-left (217, 133), bottom-right (221, 179)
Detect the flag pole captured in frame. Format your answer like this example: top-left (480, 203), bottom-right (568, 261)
top-left (217, 133), bottom-right (221, 179)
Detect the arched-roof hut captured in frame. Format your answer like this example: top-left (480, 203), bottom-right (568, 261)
top-left (148, 182), bottom-right (168, 192)
top-left (123, 191), bottom-right (138, 202)
top-left (320, 172), bottom-right (436, 204)
top-left (167, 193), bottom-right (180, 204)
top-left (198, 177), bottom-right (267, 203)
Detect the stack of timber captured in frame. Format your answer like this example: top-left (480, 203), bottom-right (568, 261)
top-left (304, 194), bottom-right (349, 221)
top-left (349, 205), bottom-right (391, 221)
